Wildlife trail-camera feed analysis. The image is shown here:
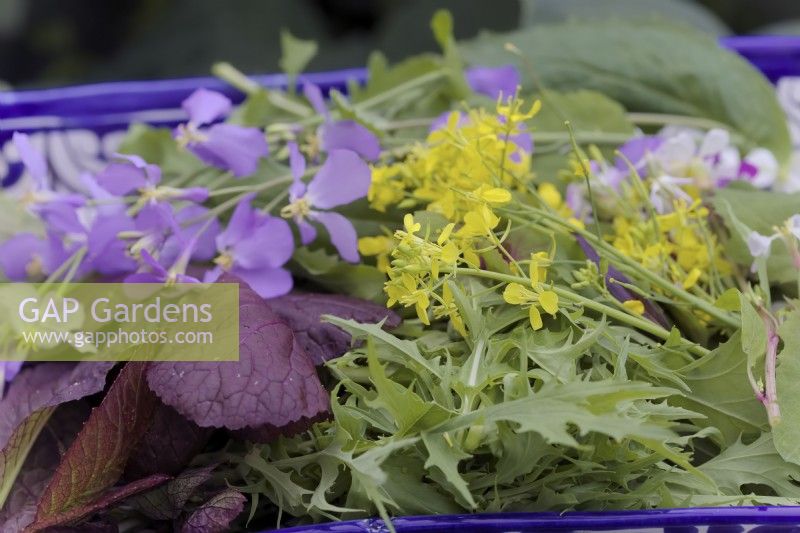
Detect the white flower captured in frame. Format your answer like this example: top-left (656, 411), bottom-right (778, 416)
top-left (742, 148), bottom-right (778, 189)
top-left (747, 231), bottom-right (777, 259)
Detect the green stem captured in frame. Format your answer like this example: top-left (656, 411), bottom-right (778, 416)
top-left (452, 267), bottom-right (709, 357)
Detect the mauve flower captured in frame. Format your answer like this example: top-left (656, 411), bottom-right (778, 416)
top-left (158, 204), bottom-right (221, 266)
top-left (303, 83), bottom-right (381, 161)
top-left (125, 248), bottom-right (199, 284)
top-left (96, 153), bottom-right (209, 204)
top-left (176, 88), bottom-right (269, 177)
top-left (0, 232), bottom-right (68, 281)
top-left (465, 65), bottom-right (520, 100)
top-left (204, 194), bottom-right (294, 298)
top-left (281, 142), bottom-right (370, 263)
top-left (11, 132), bottom-right (85, 224)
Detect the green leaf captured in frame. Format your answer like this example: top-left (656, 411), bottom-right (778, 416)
top-left (279, 29), bottom-right (318, 89)
top-left (117, 124), bottom-right (203, 177)
top-left (462, 21), bottom-right (791, 162)
top-left (699, 434), bottom-right (800, 498)
top-left (739, 293), bottom-right (766, 367)
top-left (365, 340), bottom-right (451, 436)
top-left (533, 89), bottom-right (634, 136)
top-left (671, 332), bottom-right (767, 446)
top-left (773, 309), bottom-right (800, 465)
top-left (712, 188), bottom-right (800, 284)
top-left (420, 432), bottom-right (475, 508)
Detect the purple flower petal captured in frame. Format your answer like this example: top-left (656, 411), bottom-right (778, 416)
top-left (288, 141), bottom-right (307, 180)
top-left (87, 212), bottom-right (137, 275)
top-left (189, 124), bottom-right (268, 177)
top-left (216, 194), bottom-right (256, 251)
top-left (303, 82), bottom-right (329, 118)
top-left (614, 136), bottom-right (662, 173)
top-left (305, 149), bottom-right (371, 209)
top-left (170, 205), bottom-right (220, 262)
top-left (465, 65), bottom-right (520, 100)
top-left (288, 142), bottom-right (308, 200)
top-left (319, 121), bottom-right (381, 161)
top-left (0, 233), bottom-right (47, 280)
top-left (182, 89), bottom-right (232, 126)
top-left (35, 199), bottom-right (86, 235)
top-left (311, 210), bottom-right (359, 263)
top-left (232, 265), bottom-right (293, 299)
top-left (233, 217), bottom-right (294, 270)
top-left (12, 132), bottom-right (49, 187)
top-left (297, 219), bottom-right (317, 245)
top-left (95, 154), bottom-right (163, 196)
top-left (175, 187), bottom-right (210, 203)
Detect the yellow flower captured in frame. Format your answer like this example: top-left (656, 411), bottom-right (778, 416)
top-left (623, 300), bottom-right (645, 316)
top-left (501, 255), bottom-right (560, 331)
top-left (358, 235), bottom-right (394, 272)
top-left (682, 267), bottom-right (702, 290)
top-left (458, 205), bottom-right (500, 238)
top-left (538, 183), bottom-right (562, 210)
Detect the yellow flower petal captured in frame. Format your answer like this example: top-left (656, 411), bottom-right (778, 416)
top-left (538, 183), bottom-right (562, 210)
top-left (480, 187), bottom-right (512, 205)
top-left (538, 290), bottom-right (559, 315)
top-left (529, 305), bottom-right (543, 330)
top-left (437, 223), bottom-right (455, 246)
top-left (682, 267), bottom-right (702, 290)
top-left (623, 300), bottom-right (645, 316)
top-left (404, 213), bottom-right (421, 234)
top-left (503, 283), bottom-right (529, 305)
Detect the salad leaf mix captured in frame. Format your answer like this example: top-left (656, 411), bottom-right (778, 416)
top-left (3, 11), bottom-right (800, 532)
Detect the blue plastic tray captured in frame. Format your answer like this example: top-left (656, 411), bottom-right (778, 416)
top-left (2, 36), bottom-right (800, 532)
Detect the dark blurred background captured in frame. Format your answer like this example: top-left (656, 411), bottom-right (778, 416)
top-left (3, 0), bottom-right (800, 89)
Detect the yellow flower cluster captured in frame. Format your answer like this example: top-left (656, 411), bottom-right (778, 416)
top-left (609, 199), bottom-right (730, 291)
top-left (367, 99), bottom-right (538, 222)
top-left (384, 214), bottom-right (466, 333)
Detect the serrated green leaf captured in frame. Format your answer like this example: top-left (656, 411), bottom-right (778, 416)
top-left (279, 30), bottom-right (318, 89)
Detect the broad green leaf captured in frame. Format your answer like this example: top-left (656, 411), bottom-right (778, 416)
top-left (462, 22), bottom-right (791, 162)
top-left (773, 310), bottom-right (800, 465)
top-left (672, 333), bottom-right (767, 446)
top-left (712, 187), bottom-right (800, 284)
top-left (533, 89), bottom-right (634, 137)
top-left (279, 30), bottom-right (318, 89)
top-left (117, 124), bottom-right (203, 178)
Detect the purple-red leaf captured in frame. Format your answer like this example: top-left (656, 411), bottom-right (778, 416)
top-left (1, 363), bottom-right (114, 511)
top-left (27, 475), bottom-right (169, 532)
top-left (180, 488), bottom-right (245, 533)
top-left (0, 363), bottom-right (114, 450)
top-left (268, 292), bottom-right (401, 365)
top-left (124, 402), bottom-right (212, 480)
top-left (129, 464), bottom-right (216, 521)
top-left (32, 363), bottom-right (158, 525)
top-left (146, 276), bottom-right (329, 433)
top-left (0, 403), bottom-right (90, 533)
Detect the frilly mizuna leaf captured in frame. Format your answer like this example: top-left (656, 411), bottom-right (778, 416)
top-left (0, 363), bottom-right (114, 508)
top-left (146, 275), bottom-right (330, 433)
top-left (32, 362), bottom-right (158, 526)
top-left (268, 292), bottom-right (401, 365)
top-left (180, 488), bottom-right (245, 533)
